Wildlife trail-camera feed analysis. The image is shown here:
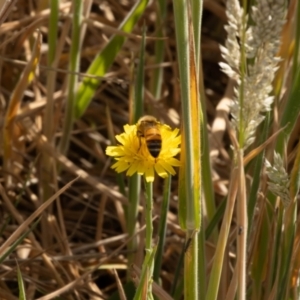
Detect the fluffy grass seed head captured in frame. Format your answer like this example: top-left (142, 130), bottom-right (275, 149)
top-left (106, 121), bottom-right (181, 182)
top-left (265, 152), bottom-right (290, 207)
top-left (221, 0), bottom-right (286, 149)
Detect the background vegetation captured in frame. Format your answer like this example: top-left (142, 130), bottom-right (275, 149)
top-left (0, 0), bottom-right (299, 299)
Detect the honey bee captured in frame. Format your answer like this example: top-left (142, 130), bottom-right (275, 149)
top-left (137, 115), bottom-right (162, 158)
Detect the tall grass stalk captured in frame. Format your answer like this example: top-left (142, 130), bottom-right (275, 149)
top-left (190, 0), bottom-right (208, 295)
top-left (192, 0), bottom-right (216, 234)
top-left (206, 167), bottom-right (238, 300)
top-left (40, 0), bottom-right (59, 247)
top-left (59, 0), bottom-right (82, 155)
top-left (237, 150), bottom-right (247, 299)
top-left (247, 113), bottom-right (271, 230)
top-left (151, 0), bottom-right (166, 100)
top-left (235, 1), bottom-right (247, 293)
top-left (219, 0), bottom-right (288, 298)
top-left (44, 0), bottom-right (58, 144)
top-left (276, 67), bottom-right (300, 154)
top-left (3, 31), bottom-right (41, 187)
top-left (127, 27), bottom-right (145, 278)
top-left (173, 0), bottom-right (202, 299)
top-left (149, 2), bottom-right (172, 286)
top-left (292, 0), bottom-right (300, 79)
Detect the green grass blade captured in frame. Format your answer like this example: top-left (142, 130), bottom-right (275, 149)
top-left (277, 204), bottom-right (297, 300)
top-left (250, 210), bottom-right (270, 299)
top-left (133, 246), bottom-right (157, 300)
top-left (248, 112), bottom-right (270, 229)
top-left (200, 96), bottom-right (216, 228)
top-left (276, 68), bottom-right (300, 154)
top-left (17, 262), bottom-right (26, 300)
top-left (198, 226), bottom-right (206, 299)
top-left (178, 130), bottom-right (187, 229)
top-left (150, 0), bottom-right (166, 100)
top-left (205, 168), bottom-right (238, 300)
top-left (184, 232), bottom-right (198, 299)
top-left (190, 2), bottom-right (207, 295)
top-left (133, 25), bottom-right (146, 120)
top-left (205, 199), bottom-right (226, 240)
top-left (174, 0), bottom-right (194, 228)
top-left (0, 218), bottom-right (40, 264)
top-left (174, 0), bottom-right (201, 230)
top-left (173, 1), bottom-right (202, 299)
top-left (290, 137), bottom-right (300, 199)
top-left (75, 0), bottom-right (149, 119)
top-left (170, 245), bottom-right (184, 298)
top-left (265, 208), bottom-right (283, 298)
top-left (191, 0), bottom-right (202, 68)
top-left (292, 0), bottom-right (300, 80)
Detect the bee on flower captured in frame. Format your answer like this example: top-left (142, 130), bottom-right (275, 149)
top-left (106, 116), bottom-right (181, 182)
top-left (137, 115), bottom-right (163, 160)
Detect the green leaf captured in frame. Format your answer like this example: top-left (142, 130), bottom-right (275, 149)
top-left (75, 0), bottom-right (149, 119)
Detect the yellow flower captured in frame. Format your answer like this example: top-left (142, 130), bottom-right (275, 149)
top-left (106, 122), bottom-right (181, 182)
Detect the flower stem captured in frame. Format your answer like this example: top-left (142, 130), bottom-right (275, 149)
top-left (127, 174), bottom-right (141, 279)
top-left (154, 175), bottom-right (171, 282)
top-left (145, 180), bottom-right (153, 252)
top-left (134, 178), bottom-right (154, 300)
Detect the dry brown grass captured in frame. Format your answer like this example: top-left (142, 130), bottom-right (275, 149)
top-left (0, 1), bottom-right (230, 299)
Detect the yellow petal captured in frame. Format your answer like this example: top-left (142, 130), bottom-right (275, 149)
top-left (144, 166), bottom-right (155, 182)
top-left (106, 146), bottom-right (125, 156)
top-left (158, 160), bottom-right (176, 175)
top-left (154, 163), bottom-right (168, 178)
top-left (166, 157), bottom-right (182, 167)
top-left (126, 161), bottom-right (141, 176)
top-left (112, 160), bottom-right (130, 173)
